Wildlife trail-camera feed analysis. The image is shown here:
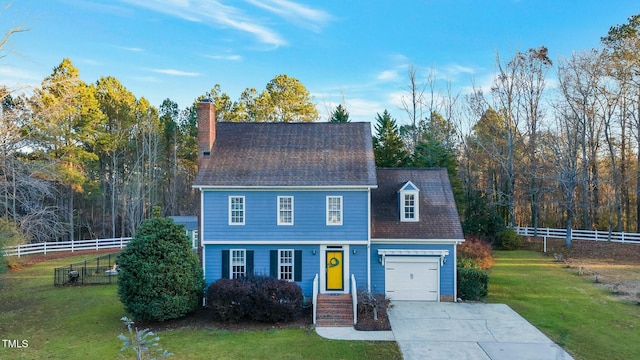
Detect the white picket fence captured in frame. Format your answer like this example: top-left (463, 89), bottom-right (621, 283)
top-left (514, 226), bottom-right (640, 252)
top-left (3, 237), bottom-right (132, 257)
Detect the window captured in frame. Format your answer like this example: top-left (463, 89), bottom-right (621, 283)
top-left (326, 196), bottom-right (343, 225)
top-left (278, 249), bottom-right (294, 281)
top-left (222, 249), bottom-right (253, 279)
top-left (231, 249), bottom-right (246, 279)
top-left (278, 196), bottom-right (294, 225)
top-left (229, 196), bottom-right (245, 225)
top-left (403, 193), bottom-right (416, 220)
top-left (399, 182), bottom-right (419, 222)
top-left (270, 249), bottom-right (302, 282)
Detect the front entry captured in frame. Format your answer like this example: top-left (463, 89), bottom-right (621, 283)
top-left (326, 250), bottom-right (344, 291)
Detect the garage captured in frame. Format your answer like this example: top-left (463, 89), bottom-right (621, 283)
top-left (384, 256), bottom-right (440, 301)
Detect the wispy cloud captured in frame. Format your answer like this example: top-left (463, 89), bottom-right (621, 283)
top-left (246, 0), bottom-right (332, 32)
top-left (120, 0), bottom-right (287, 47)
top-left (121, 47), bottom-right (144, 52)
top-left (205, 54), bottom-right (243, 61)
top-left (151, 68), bottom-right (201, 77)
top-left (376, 70), bottom-right (399, 82)
top-left (0, 65), bottom-right (42, 81)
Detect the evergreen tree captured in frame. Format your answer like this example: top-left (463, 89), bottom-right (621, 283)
top-left (372, 110), bottom-right (407, 167)
top-left (329, 104), bottom-right (350, 122)
top-left (117, 218), bottom-right (205, 322)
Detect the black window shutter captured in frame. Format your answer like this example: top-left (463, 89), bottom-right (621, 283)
top-left (270, 250), bottom-right (278, 278)
top-left (221, 250), bottom-right (229, 279)
top-left (246, 250), bottom-right (254, 276)
top-left (294, 250), bottom-right (302, 282)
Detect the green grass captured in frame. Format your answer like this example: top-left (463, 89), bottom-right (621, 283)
top-left (487, 250), bottom-right (640, 360)
top-left (0, 253), bottom-right (400, 359)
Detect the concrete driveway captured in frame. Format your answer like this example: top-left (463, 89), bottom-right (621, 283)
top-left (389, 302), bottom-right (573, 360)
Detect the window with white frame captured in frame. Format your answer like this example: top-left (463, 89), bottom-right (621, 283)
top-left (404, 193), bottom-right (415, 219)
top-left (231, 249), bottom-right (246, 279)
top-left (278, 249), bottom-right (294, 281)
top-left (278, 196), bottom-right (294, 225)
top-left (229, 196), bottom-right (245, 225)
top-left (326, 196), bottom-right (343, 225)
top-left (400, 191), bottom-right (419, 222)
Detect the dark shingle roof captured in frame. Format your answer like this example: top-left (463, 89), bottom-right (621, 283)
top-left (371, 168), bottom-right (464, 240)
top-left (193, 122), bottom-right (377, 187)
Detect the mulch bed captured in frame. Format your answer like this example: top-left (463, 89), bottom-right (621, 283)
top-left (355, 294), bottom-right (392, 331)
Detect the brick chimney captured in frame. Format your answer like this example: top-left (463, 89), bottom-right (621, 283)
top-left (197, 100), bottom-right (216, 167)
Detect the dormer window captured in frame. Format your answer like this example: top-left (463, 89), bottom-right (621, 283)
top-left (399, 181), bottom-right (419, 222)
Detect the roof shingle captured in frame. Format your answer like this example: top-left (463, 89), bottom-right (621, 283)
top-left (193, 122), bottom-right (377, 187)
top-left (371, 168), bottom-right (464, 240)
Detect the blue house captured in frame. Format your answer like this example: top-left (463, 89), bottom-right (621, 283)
top-left (192, 101), bottom-right (464, 311)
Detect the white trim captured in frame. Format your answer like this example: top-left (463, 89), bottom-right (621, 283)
top-left (326, 196), bottom-right (343, 226)
top-left (228, 196), bottom-right (245, 225)
top-left (367, 188), bottom-right (371, 293)
top-left (277, 249), bottom-right (295, 281)
top-left (277, 196), bottom-right (294, 226)
top-left (320, 245), bottom-right (350, 294)
top-left (193, 185), bottom-right (378, 190)
top-left (230, 248), bottom-right (246, 279)
top-left (372, 238), bottom-right (464, 244)
top-left (377, 249), bottom-right (449, 266)
top-left (202, 240), bottom-right (369, 245)
top-left (453, 243), bottom-right (458, 302)
top-left (200, 191), bottom-right (206, 282)
top-left (400, 191), bottom-right (419, 222)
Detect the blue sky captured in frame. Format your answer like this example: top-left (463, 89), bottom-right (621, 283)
top-left (1, 0), bottom-right (637, 124)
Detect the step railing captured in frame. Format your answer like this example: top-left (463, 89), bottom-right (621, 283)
top-left (351, 274), bottom-right (357, 325)
top-left (312, 273), bottom-right (319, 325)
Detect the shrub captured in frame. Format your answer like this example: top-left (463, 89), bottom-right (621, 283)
top-left (249, 276), bottom-right (303, 323)
top-left (206, 278), bottom-right (253, 322)
top-left (457, 268), bottom-right (488, 300)
top-left (117, 218), bottom-right (205, 322)
top-left (458, 236), bottom-right (494, 269)
top-left (495, 228), bottom-right (523, 250)
top-left (457, 257), bottom-right (481, 270)
top-left (206, 276), bottom-right (304, 323)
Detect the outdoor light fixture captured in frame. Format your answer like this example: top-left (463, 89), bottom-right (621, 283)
top-left (312, 249), bottom-right (317, 255)
top-left (353, 249), bottom-right (357, 255)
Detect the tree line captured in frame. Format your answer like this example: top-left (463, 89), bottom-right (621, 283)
top-left (2, 14), bottom-right (640, 245)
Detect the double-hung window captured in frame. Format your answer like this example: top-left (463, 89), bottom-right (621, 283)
top-left (229, 196), bottom-right (245, 225)
top-left (278, 196), bottom-right (294, 225)
top-left (403, 193), bottom-right (416, 220)
top-left (270, 249), bottom-right (301, 282)
top-left (278, 249), bottom-right (294, 281)
top-left (230, 249), bottom-right (246, 279)
top-left (399, 182), bottom-right (419, 222)
top-left (326, 196), bottom-right (343, 225)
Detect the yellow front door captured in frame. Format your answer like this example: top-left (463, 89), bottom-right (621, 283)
top-left (326, 251), bottom-right (343, 291)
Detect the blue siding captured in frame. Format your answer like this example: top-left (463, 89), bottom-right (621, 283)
top-left (205, 244), bottom-right (320, 296)
top-left (349, 245), bottom-right (369, 292)
top-left (202, 190), bottom-right (369, 241)
top-left (370, 243), bottom-right (456, 296)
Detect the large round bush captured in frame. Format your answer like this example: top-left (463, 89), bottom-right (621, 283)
top-left (118, 218), bottom-right (205, 321)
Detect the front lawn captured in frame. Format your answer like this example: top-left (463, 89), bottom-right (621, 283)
top-left (487, 250), bottom-right (640, 360)
top-left (0, 253), bottom-right (400, 359)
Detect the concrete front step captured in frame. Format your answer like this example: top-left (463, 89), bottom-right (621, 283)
top-left (316, 294), bottom-right (354, 327)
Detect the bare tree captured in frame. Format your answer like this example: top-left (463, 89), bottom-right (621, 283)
top-left (401, 64), bottom-right (426, 152)
top-left (546, 106), bottom-right (580, 246)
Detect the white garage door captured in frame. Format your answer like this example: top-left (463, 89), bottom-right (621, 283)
top-left (385, 256), bottom-right (439, 301)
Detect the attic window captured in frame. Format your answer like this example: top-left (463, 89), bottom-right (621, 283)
top-left (399, 181), bottom-right (419, 222)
